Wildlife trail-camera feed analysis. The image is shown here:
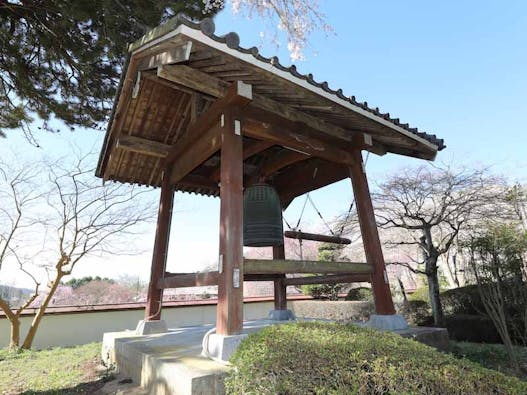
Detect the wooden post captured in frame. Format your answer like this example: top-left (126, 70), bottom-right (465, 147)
top-left (145, 168), bottom-right (175, 320)
top-left (349, 149), bottom-right (396, 315)
top-left (272, 245), bottom-right (287, 310)
top-left (216, 109), bottom-right (244, 335)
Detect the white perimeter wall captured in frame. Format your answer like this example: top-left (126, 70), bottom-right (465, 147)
top-left (0, 301), bottom-right (274, 349)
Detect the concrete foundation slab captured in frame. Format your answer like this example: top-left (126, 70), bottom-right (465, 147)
top-left (103, 320), bottom-right (290, 395)
top-left (366, 314), bottom-right (409, 331)
top-left (268, 309), bottom-right (295, 321)
top-left (103, 317), bottom-right (449, 394)
top-left (203, 333), bottom-right (248, 362)
top-left (135, 319), bottom-right (168, 335)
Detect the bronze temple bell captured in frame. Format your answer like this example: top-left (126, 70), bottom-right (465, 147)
top-left (243, 183), bottom-right (284, 247)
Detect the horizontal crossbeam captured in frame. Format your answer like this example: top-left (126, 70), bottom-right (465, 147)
top-left (244, 259), bottom-right (373, 275)
top-left (284, 230), bottom-right (351, 245)
top-left (116, 135), bottom-right (171, 158)
top-left (160, 271), bottom-right (218, 289)
top-left (284, 274), bottom-right (370, 286)
top-left (159, 272), bottom-right (285, 289)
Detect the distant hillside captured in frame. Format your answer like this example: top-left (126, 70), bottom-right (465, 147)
top-left (0, 284), bottom-right (33, 307)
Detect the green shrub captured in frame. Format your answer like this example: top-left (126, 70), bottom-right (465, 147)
top-left (442, 283), bottom-right (526, 344)
top-left (226, 322), bottom-right (527, 395)
top-left (441, 284), bottom-right (484, 315)
top-left (345, 286), bottom-right (372, 301)
top-left (445, 314), bottom-right (503, 344)
top-left (408, 285), bottom-right (430, 302)
top-left (403, 299), bottom-right (433, 326)
top-left (301, 282), bottom-right (342, 300)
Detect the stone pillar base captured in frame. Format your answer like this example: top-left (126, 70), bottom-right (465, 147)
top-left (268, 309), bottom-right (295, 321)
top-left (366, 314), bottom-right (408, 331)
top-left (135, 319), bottom-right (168, 335)
top-left (202, 333), bottom-right (248, 362)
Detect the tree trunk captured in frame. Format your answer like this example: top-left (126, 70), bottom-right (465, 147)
top-left (398, 277), bottom-right (408, 304)
top-left (0, 298), bottom-right (20, 349)
top-left (427, 260), bottom-right (444, 327)
top-left (10, 318), bottom-right (20, 349)
top-left (21, 274), bottom-right (62, 349)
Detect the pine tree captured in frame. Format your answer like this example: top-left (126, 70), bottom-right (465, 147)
top-left (0, 1), bottom-right (221, 138)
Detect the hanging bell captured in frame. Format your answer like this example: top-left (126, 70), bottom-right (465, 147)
top-left (243, 183), bottom-right (284, 247)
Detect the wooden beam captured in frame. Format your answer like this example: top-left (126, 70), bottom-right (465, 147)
top-left (169, 125), bottom-right (222, 184)
top-left (244, 259), bottom-right (373, 275)
top-left (242, 119), bottom-right (355, 166)
top-left (210, 139), bottom-right (275, 182)
top-left (157, 65), bottom-right (360, 144)
top-left (159, 271), bottom-right (218, 289)
top-left (216, 109), bottom-right (244, 335)
top-left (349, 149), bottom-right (396, 315)
top-left (159, 272), bottom-right (286, 288)
top-left (144, 172), bottom-right (174, 320)
top-left (165, 80), bottom-right (252, 166)
top-left (116, 135), bottom-right (171, 158)
top-left (272, 159), bottom-right (349, 205)
top-left (243, 140), bottom-right (275, 160)
top-left (284, 230), bottom-right (351, 245)
top-left (284, 274), bottom-right (370, 286)
top-left (245, 274), bottom-right (285, 281)
top-left (261, 150), bottom-right (309, 177)
top-left (136, 41), bottom-right (193, 71)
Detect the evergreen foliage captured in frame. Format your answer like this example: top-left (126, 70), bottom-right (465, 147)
top-left (301, 242), bottom-right (345, 300)
top-left (64, 276), bottom-right (114, 289)
top-left (0, 1), bottom-right (220, 138)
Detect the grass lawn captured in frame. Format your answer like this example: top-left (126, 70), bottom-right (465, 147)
top-left (450, 341), bottom-right (527, 380)
top-left (0, 342), bottom-right (107, 395)
top-left (0, 338), bottom-right (525, 394)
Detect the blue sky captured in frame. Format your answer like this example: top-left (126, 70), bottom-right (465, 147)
top-left (2, 1), bottom-right (526, 285)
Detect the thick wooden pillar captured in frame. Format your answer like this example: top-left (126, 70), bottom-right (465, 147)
top-left (145, 169), bottom-right (175, 320)
top-left (216, 110), bottom-right (244, 335)
top-left (349, 149), bottom-right (396, 315)
top-left (272, 245), bottom-right (287, 310)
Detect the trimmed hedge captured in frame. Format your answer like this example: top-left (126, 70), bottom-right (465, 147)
top-left (402, 299), bottom-right (434, 326)
top-left (301, 282), bottom-right (342, 300)
top-left (345, 286), bottom-right (373, 301)
top-left (226, 322), bottom-right (527, 395)
top-left (442, 284), bottom-right (483, 315)
top-left (445, 314), bottom-right (503, 344)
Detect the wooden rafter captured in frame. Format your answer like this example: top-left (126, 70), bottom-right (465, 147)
top-left (165, 80), bottom-right (252, 184)
top-left (116, 135), bottom-right (171, 158)
top-left (260, 150), bottom-right (309, 177)
top-left (169, 125), bottom-right (221, 184)
top-left (243, 140), bottom-right (275, 160)
top-left (272, 159), bottom-right (349, 205)
top-left (157, 65), bottom-right (370, 146)
top-left (210, 139), bottom-right (275, 182)
top-left (242, 118), bottom-right (355, 166)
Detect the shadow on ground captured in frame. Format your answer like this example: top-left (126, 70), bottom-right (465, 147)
top-left (19, 378), bottom-right (106, 395)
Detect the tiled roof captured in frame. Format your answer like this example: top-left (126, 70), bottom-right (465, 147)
top-left (130, 15), bottom-right (444, 150)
